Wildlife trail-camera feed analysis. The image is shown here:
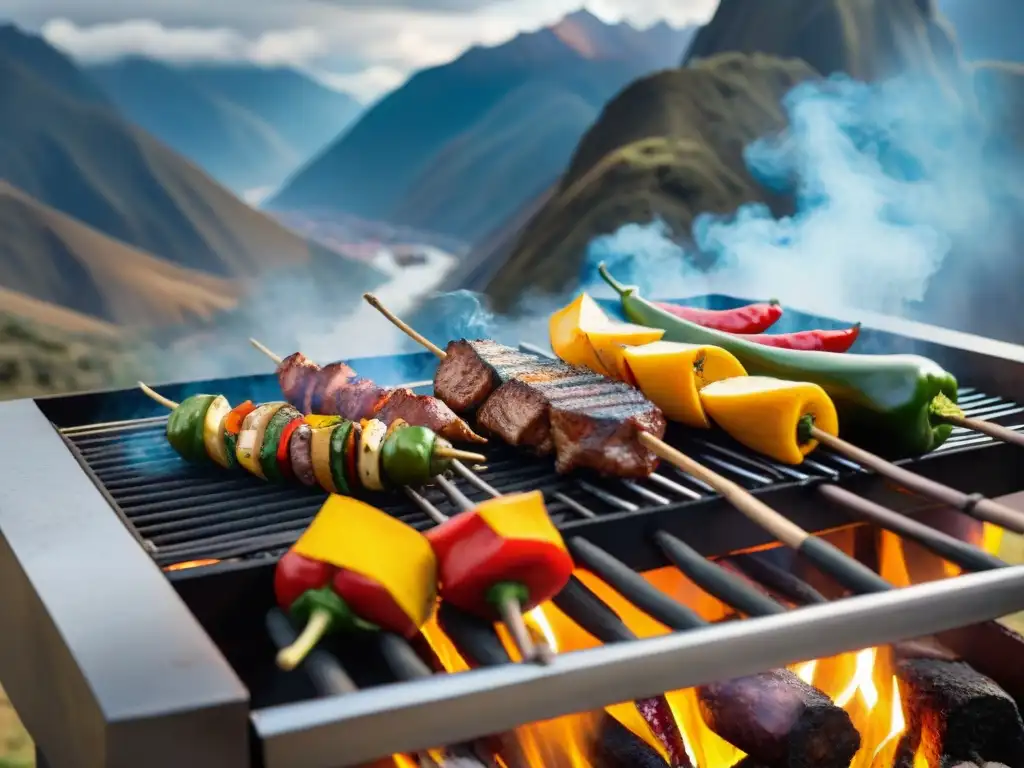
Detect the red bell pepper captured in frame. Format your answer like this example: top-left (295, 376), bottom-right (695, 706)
top-left (274, 495), bottom-right (438, 670)
top-left (654, 300), bottom-right (782, 333)
top-left (426, 491), bottom-right (573, 620)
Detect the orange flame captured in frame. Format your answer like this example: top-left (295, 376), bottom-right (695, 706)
top-left (388, 525), bottom-right (991, 767)
top-left (164, 558), bottom-right (221, 571)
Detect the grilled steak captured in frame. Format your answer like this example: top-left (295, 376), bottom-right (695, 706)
top-left (434, 339), bottom-right (549, 412)
top-left (439, 340), bottom-right (665, 476)
top-left (275, 352), bottom-right (485, 443)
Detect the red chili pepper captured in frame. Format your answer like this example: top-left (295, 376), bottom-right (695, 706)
top-left (738, 323), bottom-right (861, 352)
top-left (425, 491), bottom-right (573, 619)
top-left (654, 300), bottom-right (782, 333)
top-left (274, 496), bottom-right (438, 670)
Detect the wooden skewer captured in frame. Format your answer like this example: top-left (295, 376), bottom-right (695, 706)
top-left (365, 295), bottom-right (894, 595)
top-left (249, 337), bottom-right (486, 464)
top-left (939, 412), bottom-right (1024, 449)
top-left (363, 293), bottom-right (447, 359)
top-left (249, 337), bottom-right (283, 365)
top-left (807, 425), bottom-right (1024, 535)
top-left (138, 381), bottom-right (178, 410)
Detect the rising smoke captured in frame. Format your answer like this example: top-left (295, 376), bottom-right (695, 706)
top-left (152, 68), bottom-right (1024, 389)
top-left (582, 72), bottom-right (1022, 327)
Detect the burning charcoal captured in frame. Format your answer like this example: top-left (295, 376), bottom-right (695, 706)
top-left (696, 668), bottom-right (861, 768)
top-left (592, 714), bottom-right (669, 768)
top-left (892, 658), bottom-right (1024, 768)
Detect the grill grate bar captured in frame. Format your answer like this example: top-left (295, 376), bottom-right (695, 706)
top-left (60, 362), bottom-right (1024, 565)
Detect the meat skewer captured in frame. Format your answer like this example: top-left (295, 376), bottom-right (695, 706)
top-left (136, 382), bottom-right (484, 495)
top-left (363, 294), bottom-right (893, 596)
top-left (250, 338), bottom-right (486, 444)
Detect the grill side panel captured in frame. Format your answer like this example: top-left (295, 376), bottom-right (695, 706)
top-left (0, 399), bottom-right (251, 768)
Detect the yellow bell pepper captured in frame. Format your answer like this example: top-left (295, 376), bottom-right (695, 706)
top-left (621, 341), bottom-right (747, 427)
top-left (550, 292), bottom-right (664, 377)
top-left (698, 376), bottom-right (840, 464)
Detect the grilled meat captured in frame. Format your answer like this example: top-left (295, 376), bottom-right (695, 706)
top-left (435, 339), bottom-right (550, 412)
top-left (276, 352), bottom-right (485, 444)
top-left (437, 340), bottom-right (666, 477)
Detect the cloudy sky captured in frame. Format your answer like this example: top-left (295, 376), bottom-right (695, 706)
top-left (2, 0), bottom-right (719, 101)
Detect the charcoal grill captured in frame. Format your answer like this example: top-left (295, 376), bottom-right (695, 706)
top-left (5, 299), bottom-right (1024, 768)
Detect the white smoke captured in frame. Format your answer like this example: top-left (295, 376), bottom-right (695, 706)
top-left (582, 73), bottom-right (1021, 324)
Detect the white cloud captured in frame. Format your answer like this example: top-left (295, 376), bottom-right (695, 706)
top-left (311, 65), bottom-right (407, 102)
top-left (41, 18), bottom-right (329, 65)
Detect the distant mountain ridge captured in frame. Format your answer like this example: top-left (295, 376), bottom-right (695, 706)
top-left (0, 24), bottom-right (385, 334)
top-left (86, 58), bottom-right (362, 194)
top-left (267, 10), bottom-right (697, 242)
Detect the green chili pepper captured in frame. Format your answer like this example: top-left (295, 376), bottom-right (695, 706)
top-left (597, 264), bottom-right (963, 457)
top-left (381, 425), bottom-right (438, 487)
top-left (329, 420), bottom-right (354, 494)
top-left (166, 394), bottom-right (216, 463)
top-left (260, 406), bottom-right (302, 482)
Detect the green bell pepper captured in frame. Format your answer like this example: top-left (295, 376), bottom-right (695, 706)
top-left (166, 394), bottom-right (216, 463)
top-left (598, 264), bottom-right (963, 457)
top-left (329, 420), bottom-right (354, 494)
top-left (259, 406), bottom-right (302, 482)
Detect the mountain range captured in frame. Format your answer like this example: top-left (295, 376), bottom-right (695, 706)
top-left (86, 59), bottom-right (362, 196)
top-left (0, 23), bottom-right (384, 337)
top-left (267, 10), bottom-right (698, 243)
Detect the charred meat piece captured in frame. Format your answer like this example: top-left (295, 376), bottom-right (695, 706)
top-left (434, 339), bottom-right (553, 412)
top-left (275, 352), bottom-right (485, 443)
top-left (445, 340), bottom-right (666, 477)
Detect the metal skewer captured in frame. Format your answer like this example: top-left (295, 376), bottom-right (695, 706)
top-left (405, 481), bottom-right (554, 665)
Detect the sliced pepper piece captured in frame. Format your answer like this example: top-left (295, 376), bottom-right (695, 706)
top-left (276, 417), bottom-right (305, 481)
top-left (167, 394), bottom-right (217, 463)
top-left (381, 425), bottom-right (437, 488)
top-left (275, 495), bottom-right (438, 669)
top-left (425, 490), bottom-right (573, 618)
top-left (311, 424), bottom-right (340, 493)
top-left (359, 419), bottom-right (388, 492)
top-left (260, 405), bottom-right (303, 483)
top-left (223, 400), bottom-right (256, 469)
top-left (344, 425), bottom-right (359, 492)
top-left (236, 402), bottom-right (287, 479)
top-left (549, 292), bottom-right (664, 376)
top-left (699, 376), bottom-right (840, 464)
top-left (202, 395), bottom-right (233, 468)
top-left (329, 420), bottom-right (354, 495)
top-left (621, 341), bottom-right (747, 428)
top-left (305, 414), bottom-right (343, 429)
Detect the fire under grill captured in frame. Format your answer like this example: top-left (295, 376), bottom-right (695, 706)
top-left (5, 302), bottom-right (1024, 768)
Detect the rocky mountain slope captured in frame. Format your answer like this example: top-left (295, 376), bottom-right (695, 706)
top-left (0, 25), bottom-right (384, 290)
top-left (267, 11), bottom-right (696, 242)
top-left (471, 0), bottom-right (977, 310)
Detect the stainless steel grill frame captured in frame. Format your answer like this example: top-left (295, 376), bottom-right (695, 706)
top-left (3, 301), bottom-right (1024, 768)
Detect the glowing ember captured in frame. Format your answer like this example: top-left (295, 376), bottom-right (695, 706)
top-left (163, 558), bottom-right (220, 571)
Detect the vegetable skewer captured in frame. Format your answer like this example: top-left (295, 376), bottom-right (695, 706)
top-left (553, 290), bottom-right (1024, 535)
top-left (364, 295), bottom-right (892, 595)
top-left (136, 382), bottom-right (485, 494)
top-left (273, 494), bottom-right (438, 670)
top-left (406, 480), bottom-right (571, 665)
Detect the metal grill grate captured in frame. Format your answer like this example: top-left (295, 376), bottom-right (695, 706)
top-left (61, 371), bottom-right (1023, 568)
